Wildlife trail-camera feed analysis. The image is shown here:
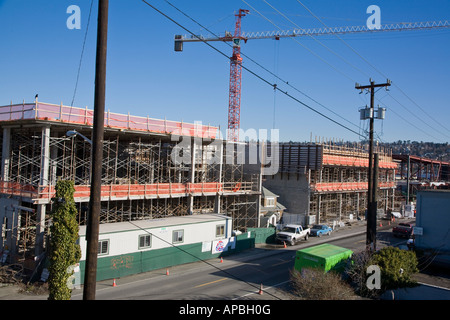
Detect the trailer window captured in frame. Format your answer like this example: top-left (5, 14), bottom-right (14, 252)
top-left (139, 234), bottom-right (152, 249)
top-left (216, 224), bottom-right (225, 238)
top-left (172, 230), bottom-right (184, 244)
top-left (98, 239), bottom-right (109, 255)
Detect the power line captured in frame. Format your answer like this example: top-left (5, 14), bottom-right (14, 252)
top-left (294, 0), bottom-right (449, 141)
top-left (386, 92), bottom-right (450, 140)
top-left (261, 0), bottom-right (371, 79)
top-left (242, 0), bottom-right (356, 83)
top-left (71, 0), bottom-right (95, 107)
top-left (164, 0), bottom-right (361, 132)
top-left (376, 98), bottom-right (441, 141)
top-left (126, 220), bottom-right (282, 299)
top-left (142, 0), bottom-right (364, 138)
top-left (392, 84), bottom-right (450, 135)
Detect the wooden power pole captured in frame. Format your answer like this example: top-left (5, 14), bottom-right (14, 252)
top-left (355, 79), bottom-right (391, 252)
top-left (83, 0), bottom-right (109, 300)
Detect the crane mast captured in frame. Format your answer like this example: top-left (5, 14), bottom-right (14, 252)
top-left (228, 9), bottom-right (249, 142)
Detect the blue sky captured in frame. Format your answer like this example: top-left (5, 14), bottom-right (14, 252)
top-left (1, 0), bottom-right (449, 143)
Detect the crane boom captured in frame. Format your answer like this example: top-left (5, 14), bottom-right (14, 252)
top-left (176, 20), bottom-right (450, 43)
top-left (174, 18), bottom-right (450, 142)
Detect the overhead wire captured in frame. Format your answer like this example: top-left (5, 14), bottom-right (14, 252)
top-left (376, 98), bottom-right (440, 141)
top-left (385, 92), bottom-right (450, 140)
top-left (126, 219), bottom-right (283, 300)
top-left (146, 0), bottom-right (364, 138)
top-left (241, 0), bottom-right (356, 83)
top-left (243, 0), bottom-right (374, 140)
top-left (71, 0), bottom-right (95, 107)
top-left (261, 0), bottom-right (372, 79)
top-left (294, 0), bottom-right (450, 141)
top-left (162, 0), bottom-right (361, 133)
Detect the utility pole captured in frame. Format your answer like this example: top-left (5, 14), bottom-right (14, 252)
top-left (406, 154), bottom-right (410, 205)
top-left (83, 0), bottom-right (109, 300)
top-left (355, 79), bottom-right (391, 252)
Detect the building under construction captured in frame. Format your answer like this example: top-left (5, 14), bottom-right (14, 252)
top-left (263, 142), bottom-right (397, 226)
top-left (0, 101), bottom-right (261, 269)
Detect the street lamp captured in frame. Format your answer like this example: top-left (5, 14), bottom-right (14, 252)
top-left (66, 130), bottom-right (92, 145)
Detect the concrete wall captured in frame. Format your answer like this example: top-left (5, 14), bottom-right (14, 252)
top-left (415, 190), bottom-right (450, 266)
top-left (263, 172), bottom-right (310, 215)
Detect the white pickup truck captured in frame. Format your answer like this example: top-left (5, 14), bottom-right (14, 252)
top-left (276, 224), bottom-right (310, 246)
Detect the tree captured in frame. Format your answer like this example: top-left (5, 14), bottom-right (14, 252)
top-left (48, 180), bottom-right (81, 300)
top-left (370, 246), bottom-right (418, 292)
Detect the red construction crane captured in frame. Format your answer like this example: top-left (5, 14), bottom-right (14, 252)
top-left (174, 15), bottom-right (450, 142)
top-left (175, 9), bottom-right (249, 142)
top-left (227, 9), bottom-right (249, 142)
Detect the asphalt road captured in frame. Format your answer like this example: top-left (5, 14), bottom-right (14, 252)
top-left (70, 226), bottom-right (399, 300)
top-left (1, 220), bottom-right (449, 301)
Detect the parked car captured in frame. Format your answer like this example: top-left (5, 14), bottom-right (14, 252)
top-left (310, 224), bottom-right (332, 237)
top-left (276, 224), bottom-right (310, 246)
top-left (392, 223), bottom-right (414, 238)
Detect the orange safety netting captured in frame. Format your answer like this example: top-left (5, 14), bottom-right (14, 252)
top-left (0, 102), bottom-right (218, 139)
top-left (322, 154), bottom-right (397, 169)
top-left (313, 181), bottom-right (395, 192)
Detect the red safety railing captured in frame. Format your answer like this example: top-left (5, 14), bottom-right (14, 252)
top-left (0, 181), bottom-right (255, 203)
top-left (322, 154), bottom-right (397, 169)
top-left (0, 102), bottom-right (218, 139)
top-left (312, 181), bottom-right (395, 192)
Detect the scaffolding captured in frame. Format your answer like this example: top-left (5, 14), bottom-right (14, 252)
top-left (0, 101), bottom-right (261, 266)
top-left (271, 142), bottom-right (397, 224)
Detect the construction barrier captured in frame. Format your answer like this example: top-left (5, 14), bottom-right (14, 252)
top-left (0, 102), bottom-right (218, 139)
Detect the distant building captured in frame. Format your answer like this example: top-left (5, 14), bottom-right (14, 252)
top-left (259, 187), bottom-right (286, 227)
top-left (415, 190), bottom-right (450, 267)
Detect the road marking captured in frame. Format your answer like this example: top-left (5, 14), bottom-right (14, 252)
top-left (271, 260), bottom-right (290, 267)
top-left (418, 282), bottom-right (450, 291)
top-left (194, 277), bottom-right (228, 288)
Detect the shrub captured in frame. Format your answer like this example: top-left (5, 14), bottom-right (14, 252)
top-left (290, 268), bottom-right (357, 300)
top-left (345, 250), bottom-right (379, 298)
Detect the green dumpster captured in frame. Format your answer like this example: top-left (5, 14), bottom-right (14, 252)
top-left (294, 244), bottom-right (353, 273)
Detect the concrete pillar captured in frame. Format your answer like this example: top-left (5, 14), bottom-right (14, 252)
top-left (1, 127), bottom-right (11, 182)
top-left (189, 139), bottom-right (197, 214)
top-left (35, 126), bottom-right (50, 256)
top-left (214, 142), bottom-right (224, 214)
top-left (356, 192), bottom-right (360, 218)
top-left (317, 194), bottom-right (321, 224)
top-left (0, 128), bottom-right (11, 253)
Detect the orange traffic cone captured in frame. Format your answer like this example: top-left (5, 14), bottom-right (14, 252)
top-left (166, 268), bottom-right (170, 276)
top-left (112, 279), bottom-right (117, 287)
top-left (259, 283), bottom-right (263, 295)
top-left (283, 241), bottom-right (287, 248)
top-left (220, 257), bottom-right (223, 263)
